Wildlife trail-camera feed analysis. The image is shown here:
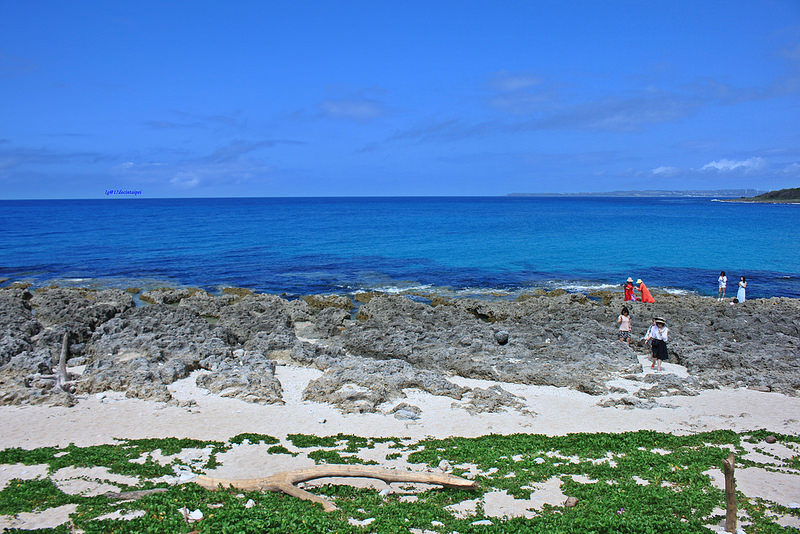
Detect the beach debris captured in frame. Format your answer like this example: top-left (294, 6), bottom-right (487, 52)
top-left (438, 460), bottom-right (452, 472)
top-left (764, 435), bottom-right (777, 444)
top-left (178, 507), bottom-right (203, 522)
top-left (195, 465), bottom-right (479, 512)
top-left (564, 496), bottom-right (579, 507)
top-left (244, 499), bottom-right (255, 508)
top-left (378, 488), bottom-right (391, 497)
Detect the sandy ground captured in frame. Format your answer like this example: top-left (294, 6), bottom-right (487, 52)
top-left (2, 358), bottom-right (799, 450)
top-left (1, 357), bottom-right (799, 530)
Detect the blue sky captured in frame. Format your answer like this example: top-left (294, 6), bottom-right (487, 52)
top-left (1, 1), bottom-right (799, 198)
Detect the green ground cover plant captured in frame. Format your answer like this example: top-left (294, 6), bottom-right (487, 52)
top-left (0, 430), bottom-right (797, 533)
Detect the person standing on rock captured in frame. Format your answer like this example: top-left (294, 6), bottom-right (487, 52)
top-left (624, 278), bottom-right (637, 301)
top-left (737, 276), bottom-right (747, 302)
top-left (718, 271), bottom-right (727, 301)
top-left (644, 317), bottom-right (669, 371)
top-left (636, 279), bottom-right (655, 303)
top-left (616, 306), bottom-right (633, 346)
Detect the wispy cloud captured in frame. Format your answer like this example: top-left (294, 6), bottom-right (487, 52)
top-left (385, 89), bottom-right (701, 145)
top-left (701, 157), bottom-right (766, 172)
top-left (487, 70), bottom-right (555, 115)
top-left (319, 98), bottom-right (387, 122)
top-left (651, 166), bottom-right (681, 176)
top-left (0, 145), bottom-right (114, 173)
top-left (144, 110), bottom-right (248, 131)
top-left (111, 139), bottom-right (292, 190)
top-left (781, 162), bottom-right (800, 175)
top-left (489, 71), bottom-right (542, 92)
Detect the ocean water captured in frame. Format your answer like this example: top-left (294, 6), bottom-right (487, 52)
top-left (0, 197), bottom-right (798, 298)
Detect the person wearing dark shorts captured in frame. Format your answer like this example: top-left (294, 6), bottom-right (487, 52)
top-left (645, 317), bottom-right (669, 371)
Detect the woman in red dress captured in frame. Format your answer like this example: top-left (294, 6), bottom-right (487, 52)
top-left (636, 278), bottom-right (655, 303)
top-left (624, 277), bottom-right (636, 301)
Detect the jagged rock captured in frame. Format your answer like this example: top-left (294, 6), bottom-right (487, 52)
top-left (597, 396), bottom-right (660, 409)
top-left (195, 351), bottom-right (284, 404)
top-left (303, 294), bottom-right (352, 311)
top-left (286, 298), bottom-right (313, 322)
top-left (312, 308), bottom-right (350, 337)
top-left (0, 288), bottom-right (40, 365)
top-left (636, 374), bottom-right (700, 398)
top-left (389, 402), bottom-right (422, 420)
top-left (302, 356), bottom-right (467, 413)
top-left (455, 385), bottom-right (528, 415)
top-left (29, 288), bottom-right (134, 343)
top-left (2, 286), bottom-right (799, 409)
top-left (139, 287), bottom-right (206, 305)
top-left (178, 291), bottom-right (238, 317)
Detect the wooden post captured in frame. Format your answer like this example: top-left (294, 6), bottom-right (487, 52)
top-left (722, 452), bottom-right (737, 532)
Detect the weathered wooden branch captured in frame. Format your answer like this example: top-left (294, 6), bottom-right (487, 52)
top-left (103, 488), bottom-right (169, 500)
top-left (28, 332), bottom-right (77, 392)
top-left (196, 465), bottom-right (479, 512)
top-left (722, 452), bottom-right (737, 533)
top-left (55, 332), bottom-right (71, 392)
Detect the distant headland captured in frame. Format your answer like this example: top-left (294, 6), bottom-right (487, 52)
top-left (727, 187), bottom-right (800, 203)
top-left (507, 189), bottom-right (765, 198)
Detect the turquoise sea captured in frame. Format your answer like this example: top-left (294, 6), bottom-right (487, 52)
top-left (0, 197), bottom-right (798, 298)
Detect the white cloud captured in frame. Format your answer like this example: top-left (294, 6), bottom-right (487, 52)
top-left (491, 71), bottom-right (542, 92)
top-left (782, 162), bottom-right (800, 175)
top-left (701, 157), bottom-right (765, 172)
top-left (171, 172), bottom-right (199, 188)
top-left (651, 165), bottom-right (680, 176)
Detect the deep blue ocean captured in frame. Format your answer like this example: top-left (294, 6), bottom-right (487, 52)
top-left (0, 197), bottom-right (798, 299)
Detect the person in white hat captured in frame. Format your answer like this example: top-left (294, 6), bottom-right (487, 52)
top-left (644, 317), bottom-right (669, 371)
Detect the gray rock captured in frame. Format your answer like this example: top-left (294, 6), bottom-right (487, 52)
top-left (494, 330), bottom-right (509, 345)
top-left (389, 402), bottom-right (422, 420)
top-left (302, 356), bottom-right (467, 413)
top-left (455, 385), bottom-right (529, 415)
top-left (597, 396), bottom-right (660, 409)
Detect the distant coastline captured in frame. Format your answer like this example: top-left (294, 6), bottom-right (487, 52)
top-left (724, 187), bottom-right (800, 204)
top-left (507, 189), bottom-right (764, 198)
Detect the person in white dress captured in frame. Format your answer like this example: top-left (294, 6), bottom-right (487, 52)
top-left (737, 276), bottom-right (746, 302)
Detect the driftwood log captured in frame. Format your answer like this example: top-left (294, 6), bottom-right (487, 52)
top-left (55, 332), bottom-right (72, 392)
top-left (27, 332), bottom-right (76, 393)
top-left (196, 465), bottom-right (479, 512)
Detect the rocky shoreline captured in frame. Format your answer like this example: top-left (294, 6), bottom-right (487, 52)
top-left (1, 284), bottom-right (798, 412)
